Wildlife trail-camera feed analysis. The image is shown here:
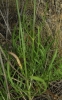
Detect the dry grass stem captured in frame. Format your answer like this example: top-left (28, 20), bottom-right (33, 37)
top-left (0, 52), bottom-right (11, 100)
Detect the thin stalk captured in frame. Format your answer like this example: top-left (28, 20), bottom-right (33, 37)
top-left (16, 0), bottom-right (31, 99)
top-left (0, 52), bottom-right (11, 100)
top-left (32, 0), bottom-right (36, 60)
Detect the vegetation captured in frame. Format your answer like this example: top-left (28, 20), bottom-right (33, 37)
top-left (0, 0), bottom-right (62, 100)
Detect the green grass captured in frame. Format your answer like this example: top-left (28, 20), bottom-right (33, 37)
top-left (0, 0), bottom-right (62, 100)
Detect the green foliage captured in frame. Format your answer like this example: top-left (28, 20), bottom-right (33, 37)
top-left (0, 0), bottom-right (62, 100)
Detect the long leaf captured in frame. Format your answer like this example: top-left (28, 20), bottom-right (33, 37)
top-left (30, 76), bottom-right (47, 91)
top-left (48, 49), bottom-right (57, 71)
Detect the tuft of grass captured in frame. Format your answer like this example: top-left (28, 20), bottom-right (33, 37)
top-left (0, 0), bottom-right (62, 100)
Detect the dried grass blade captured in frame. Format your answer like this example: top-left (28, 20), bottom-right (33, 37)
top-left (8, 52), bottom-right (22, 69)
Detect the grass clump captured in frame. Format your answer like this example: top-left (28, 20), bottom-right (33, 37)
top-left (0, 0), bottom-right (62, 100)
